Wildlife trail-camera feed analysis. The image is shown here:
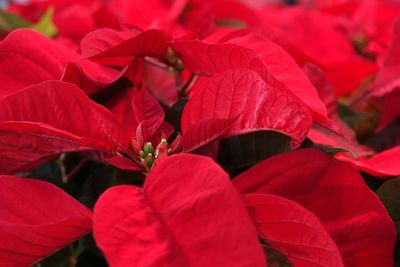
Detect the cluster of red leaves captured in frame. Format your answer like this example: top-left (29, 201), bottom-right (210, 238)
top-left (0, 0), bottom-right (399, 266)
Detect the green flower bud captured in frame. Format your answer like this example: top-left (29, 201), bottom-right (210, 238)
top-left (143, 142), bottom-right (154, 154)
top-left (145, 153), bottom-right (154, 168)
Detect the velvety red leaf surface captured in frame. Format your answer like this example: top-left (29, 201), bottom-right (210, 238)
top-left (93, 154), bottom-right (266, 267)
top-left (0, 81), bottom-right (128, 174)
top-left (243, 194), bottom-right (344, 267)
top-left (0, 175), bottom-right (92, 267)
top-left (181, 69), bottom-right (312, 146)
top-left (233, 148), bottom-right (396, 267)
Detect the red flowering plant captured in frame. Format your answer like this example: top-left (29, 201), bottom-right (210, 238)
top-left (0, 0), bottom-right (399, 266)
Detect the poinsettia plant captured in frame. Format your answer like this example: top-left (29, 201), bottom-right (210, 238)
top-left (0, 0), bottom-right (399, 266)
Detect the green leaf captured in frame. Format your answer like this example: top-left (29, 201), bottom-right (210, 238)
top-left (0, 10), bottom-right (31, 30)
top-left (376, 177), bottom-right (400, 232)
top-left (31, 7), bottom-right (57, 37)
top-left (217, 131), bottom-right (291, 175)
top-left (262, 243), bottom-right (294, 267)
top-left (376, 177), bottom-right (400, 265)
top-left (165, 97), bottom-right (188, 132)
top-left (38, 246), bottom-right (72, 267)
top-left (300, 138), bottom-right (348, 156)
top-left (215, 19), bottom-right (247, 29)
top-left (338, 102), bottom-right (373, 128)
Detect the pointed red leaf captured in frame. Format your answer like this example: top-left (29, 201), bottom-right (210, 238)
top-left (0, 175), bottom-right (92, 267)
top-left (303, 64), bottom-right (371, 157)
top-left (171, 35), bottom-right (334, 129)
top-left (0, 29), bottom-right (76, 97)
top-left (336, 146), bottom-right (400, 177)
top-left (173, 38), bottom-right (346, 143)
top-left (225, 33), bottom-right (328, 118)
top-left (233, 148), bottom-right (396, 267)
top-left (181, 69), bottom-right (312, 146)
top-left (132, 88), bottom-right (165, 141)
top-left (81, 28), bottom-right (139, 65)
top-left (258, 6), bottom-right (377, 96)
top-left (83, 29), bottom-right (171, 63)
top-left (243, 194), bottom-right (344, 267)
top-left (181, 118), bottom-right (232, 152)
top-left (61, 61), bottom-right (121, 95)
top-left (0, 81), bottom-right (129, 174)
top-left (0, 28), bottom-right (122, 97)
top-left (93, 154), bottom-right (266, 267)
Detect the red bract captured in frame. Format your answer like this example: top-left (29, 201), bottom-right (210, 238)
top-left (0, 81), bottom-right (128, 174)
top-left (93, 154), bottom-right (267, 267)
top-left (0, 175), bottom-right (92, 267)
top-left (233, 148), bottom-right (396, 266)
top-left (7, 0), bottom-right (121, 44)
top-left (0, 29), bottom-right (118, 97)
top-left (257, 6), bottom-right (377, 96)
top-left (336, 146), bottom-right (400, 177)
top-left (0, 29), bottom-right (72, 97)
top-left (303, 64), bottom-right (372, 156)
top-left (108, 0), bottom-right (187, 32)
top-left (243, 194), bottom-right (344, 266)
top-left (0, 80), bottom-right (173, 174)
top-left (362, 19), bottom-right (400, 130)
top-left (171, 33), bottom-right (328, 116)
top-left (171, 32), bottom-right (345, 138)
top-left (81, 28), bottom-right (171, 86)
top-left (181, 69), bottom-right (312, 148)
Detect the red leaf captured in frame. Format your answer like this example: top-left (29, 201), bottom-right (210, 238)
top-left (378, 90), bottom-right (400, 131)
top-left (81, 28), bottom-right (139, 65)
top-left (171, 36), bottom-right (325, 116)
top-left (83, 29), bottom-right (171, 63)
top-left (93, 154), bottom-right (266, 267)
top-left (233, 148), bottom-right (396, 267)
top-left (0, 29), bottom-right (76, 97)
top-left (181, 69), bottom-right (312, 146)
top-left (132, 88), bottom-right (165, 141)
top-left (61, 61), bottom-right (122, 95)
top-left (258, 6), bottom-right (377, 96)
top-left (336, 145), bottom-right (400, 177)
top-left (225, 33), bottom-right (328, 119)
top-left (367, 19), bottom-right (400, 98)
top-left (0, 175), bottom-right (92, 267)
top-left (303, 64), bottom-right (372, 157)
top-left (243, 194), bottom-right (344, 267)
top-left (0, 28), bottom-right (122, 97)
top-left (0, 81), bottom-right (129, 174)
top-left (181, 118), bottom-right (232, 152)
top-left (172, 36), bottom-right (343, 135)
